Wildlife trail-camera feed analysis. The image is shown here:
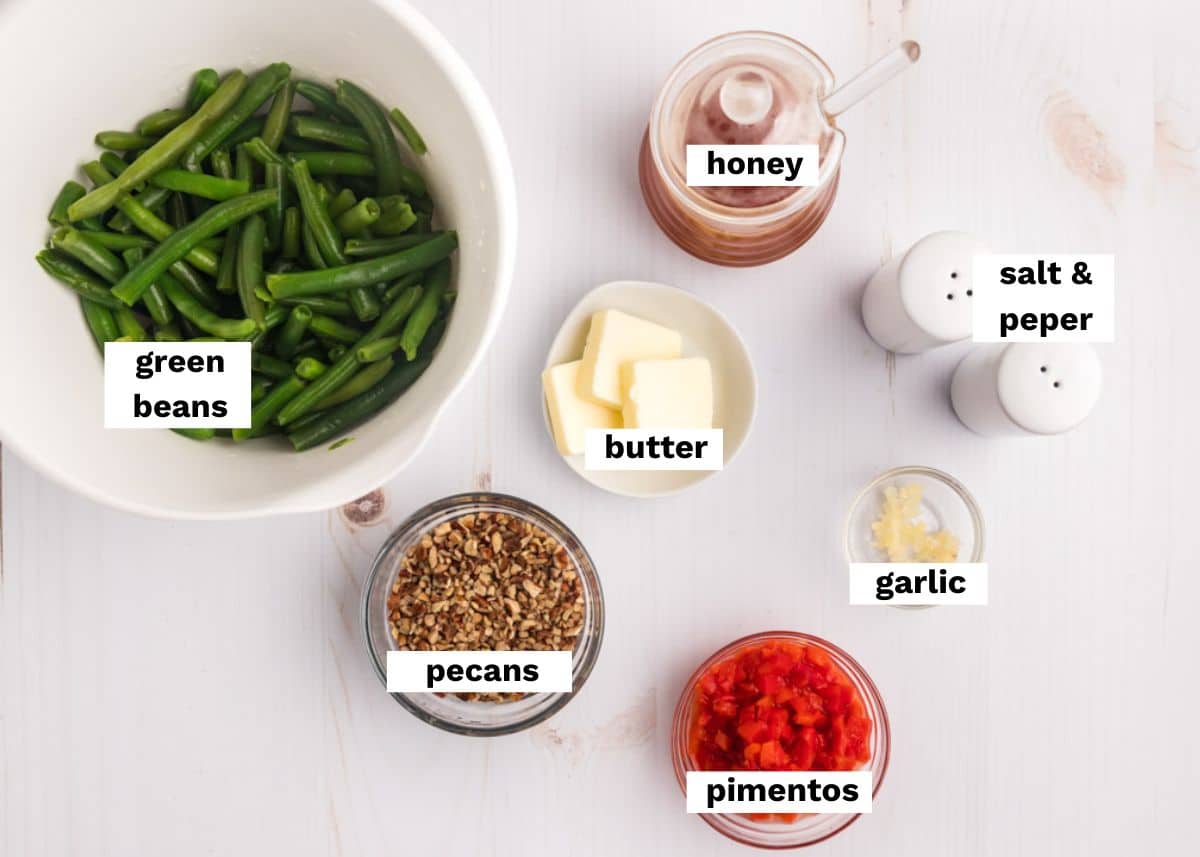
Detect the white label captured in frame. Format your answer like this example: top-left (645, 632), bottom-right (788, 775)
top-left (386, 650), bottom-right (573, 694)
top-left (583, 429), bottom-right (723, 471)
top-left (685, 145), bottom-right (819, 187)
top-left (104, 342), bottom-right (251, 429)
top-left (849, 563), bottom-right (989, 606)
top-left (686, 771), bottom-right (872, 814)
top-left (971, 254), bottom-right (1115, 342)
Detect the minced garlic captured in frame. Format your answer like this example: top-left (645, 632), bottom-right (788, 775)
top-left (870, 483), bottom-right (960, 562)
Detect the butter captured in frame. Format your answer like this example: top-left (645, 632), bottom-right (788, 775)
top-left (578, 310), bottom-right (683, 409)
top-left (870, 483), bottom-right (960, 562)
top-left (542, 360), bottom-right (622, 455)
top-left (621, 358), bottom-right (713, 429)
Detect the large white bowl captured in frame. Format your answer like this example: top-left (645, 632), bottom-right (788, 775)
top-left (0, 0), bottom-right (516, 519)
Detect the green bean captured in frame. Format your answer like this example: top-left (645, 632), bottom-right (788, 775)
top-left (236, 214), bottom-right (269, 327)
top-left (288, 157), bottom-right (346, 266)
top-left (372, 199), bottom-right (416, 235)
top-left (282, 206), bottom-right (301, 259)
top-left (250, 376), bottom-right (272, 404)
top-left (344, 232), bottom-right (445, 257)
top-left (308, 313), bottom-right (361, 344)
top-left (310, 356), bottom-right (393, 410)
top-left (388, 107), bottom-right (428, 156)
top-left (94, 130), bottom-right (156, 151)
top-left (248, 304), bottom-right (289, 349)
top-left (106, 185), bottom-right (168, 233)
top-left (280, 134), bottom-right (326, 153)
top-left (288, 115), bottom-right (371, 154)
top-left (335, 198), bottom-right (380, 237)
top-left (288, 355), bottom-right (430, 451)
top-left (294, 357), bottom-right (328, 381)
top-left (234, 375), bottom-right (307, 441)
top-left (419, 315), bottom-right (448, 358)
top-left (275, 305), bottom-right (312, 359)
top-left (327, 344), bottom-right (347, 362)
top-left (87, 232), bottom-right (154, 252)
top-left (275, 284), bottom-right (422, 425)
top-left (185, 68), bottom-right (221, 113)
top-left (50, 227), bottom-right (125, 284)
top-left (335, 79), bottom-right (407, 197)
top-left (182, 63), bottom-right (290, 170)
top-left (111, 187), bottom-right (278, 305)
top-left (400, 258), bottom-right (450, 359)
top-left (170, 263), bottom-right (221, 311)
top-left (36, 250), bottom-right (125, 309)
top-left (382, 270), bottom-right (423, 303)
top-left (154, 322), bottom-right (182, 341)
top-left (348, 286), bottom-right (380, 322)
top-left (276, 294), bottom-right (354, 318)
top-left (159, 271), bottom-right (256, 339)
top-left (290, 151), bottom-right (375, 177)
top-left (301, 224), bottom-right (327, 270)
top-left (224, 116), bottom-right (266, 149)
top-left (81, 299), bottom-right (119, 346)
top-left (69, 71), bottom-right (248, 221)
top-left (266, 231), bottom-right (456, 298)
top-left (216, 230), bottom-right (239, 294)
top-left (173, 427), bottom-right (216, 441)
top-left (295, 81), bottom-right (357, 124)
top-left (243, 136), bottom-right (285, 167)
top-left (210, 148), bottom-right (234, 180)
top-left (355, 335), bottom-right (403, 363)
top-left (114, 305), bottom-right (148, 340)
top-left (49, 181), bottom-right (86, 226)
top-left (326, 188), bottom-right (357, 219)
top-left (84, 157), bottom-right (222, 276)
top-left (261, 80), bottom-right (295, 150)
top-left (137, 108), bottom-right (188, 137)
top-left (122, 248), bottom-right (173, 326)
top-left (252, 351), bottom-right (293, 380)
top-left (264, 162), bottom-right (286, 247)
top-left (166, 192), bottom-right (189, 229)
top-left (149, 169), bottom-right (250, 200)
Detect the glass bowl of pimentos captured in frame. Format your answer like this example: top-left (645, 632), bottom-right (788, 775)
top-left (362, 492), bottom-right (604, 735)
top-left (671, 631), bottom-right (889, 848)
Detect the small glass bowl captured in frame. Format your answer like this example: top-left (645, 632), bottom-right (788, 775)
top-left (844, 465), bottom-right (984, 565)
top-left (361, 492), bottom-right (604, 736)
top-left (671, 631), bottom-right (890, 849)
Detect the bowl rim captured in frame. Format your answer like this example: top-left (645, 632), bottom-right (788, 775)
top-left (540, 279), bottom-right (759, 499)
top-left (0, 0), bottom-right (518, 520)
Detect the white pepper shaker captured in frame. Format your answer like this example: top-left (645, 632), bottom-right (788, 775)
top-left (950, 343), bottom-right (1103, 436)
top-left (861, 230), bottom-right (991, 353)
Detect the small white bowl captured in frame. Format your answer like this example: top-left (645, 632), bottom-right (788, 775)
top-left (542, 281), bottom-right (757, 497)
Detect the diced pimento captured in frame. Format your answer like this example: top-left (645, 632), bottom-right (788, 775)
top-left (687, 639), bottom-right (873, 800)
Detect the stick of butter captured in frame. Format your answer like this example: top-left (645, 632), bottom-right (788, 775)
top-left (577, 309), bottom-right (683, 409)
top-left (543, 360), bottom-right (622, 455)
top-left (621, 358), bottom-right (713, 429)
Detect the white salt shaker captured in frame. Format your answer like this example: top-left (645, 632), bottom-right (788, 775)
top-left (950, 343), bottom-right (1103, 436)
top-left (861, 230), bottom-right (991, 353)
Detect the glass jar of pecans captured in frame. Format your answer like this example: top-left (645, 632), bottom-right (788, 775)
top-left (362, 492), bottom-right (605, 735)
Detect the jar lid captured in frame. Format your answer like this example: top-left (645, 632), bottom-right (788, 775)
top-left (648, 31), bottom-right (845, 218)
top-left (898, 231), bottom-right (991, 343)
top-left (997, 343), bottom-right (1103, 434)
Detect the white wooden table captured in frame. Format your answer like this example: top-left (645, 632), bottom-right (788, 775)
top-left (4, 1), bottom-right (1197, 854)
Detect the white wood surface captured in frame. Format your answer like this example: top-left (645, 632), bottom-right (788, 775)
top-left (3, 0), bottom-right (1198, 853)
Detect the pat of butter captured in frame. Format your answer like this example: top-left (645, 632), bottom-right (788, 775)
top-left (543, 360), bottom-right (622, 455)
top-left (578, 310), bottom-right (683, 409)
top-left (620, 358), bottom-right (713, 429)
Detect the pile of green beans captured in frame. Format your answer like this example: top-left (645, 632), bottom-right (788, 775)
top-left (37, 65), bottom-right (453, 451)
